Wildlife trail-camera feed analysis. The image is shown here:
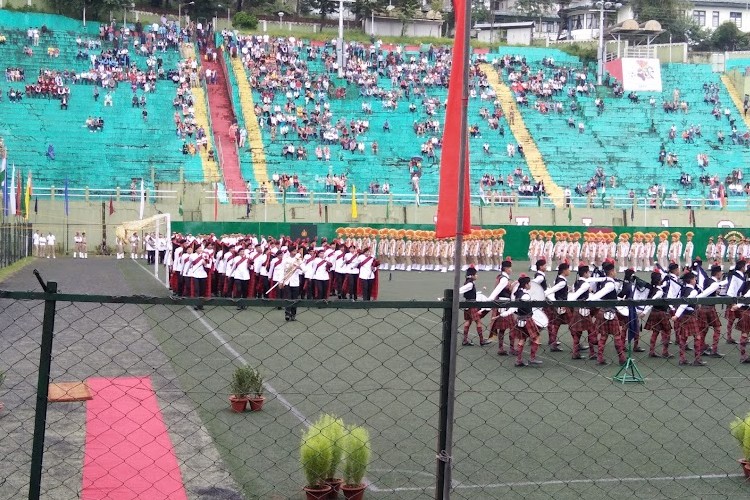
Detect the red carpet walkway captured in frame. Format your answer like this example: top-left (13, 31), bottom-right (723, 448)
top-left (82, 377), bottom-right (187, 500)
top-left (204, 51), bottom-right (247, 204)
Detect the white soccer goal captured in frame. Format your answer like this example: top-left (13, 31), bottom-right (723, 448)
top-left (115, 213), bottom-right (172, 286)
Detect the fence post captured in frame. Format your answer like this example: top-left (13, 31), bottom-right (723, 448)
top-left (28, 280), bottom-right (58, 500)
top-left (436, 288), bottom-right (453, 500)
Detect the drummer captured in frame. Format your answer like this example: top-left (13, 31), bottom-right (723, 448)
top-left (459, 266), bottom-right (490, 347)
top-left (588, 261), bottom-right (627, 366)
top-left (488, 259), bottom-right (515, 356)
top-left (544, 261), bottom-right (571, 352)
top-left (512, 274), bottom-right (543, 367)
top-left (568, 263), bottom-right (596, 360)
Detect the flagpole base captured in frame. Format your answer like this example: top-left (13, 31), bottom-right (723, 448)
top-left (612, 343), bottom-right (645, 384)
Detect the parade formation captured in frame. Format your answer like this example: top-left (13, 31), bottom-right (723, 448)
top-left (155, 226), bottom-right (750, 367)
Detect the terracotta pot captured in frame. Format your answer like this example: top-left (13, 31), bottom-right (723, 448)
top-left (324, 478), bottom-right (343, 499)
top-left (341, 484), bottom-right (366, 500)
top-left (229, 395), bottom-right (248, 413)
top-left (248, 396), bottom-right (266, 411)
top-left (740, 459), bottom-right (750, 479)
top-left (303, 485), bottom-right (332, 500)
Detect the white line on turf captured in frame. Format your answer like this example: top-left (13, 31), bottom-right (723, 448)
top-left (367, 472), bottom-right (744, 493)
top-left (134, 261), bottom-right (312, 427)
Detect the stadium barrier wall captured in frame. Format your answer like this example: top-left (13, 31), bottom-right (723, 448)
top-left (22, 191), bottom-right (747, 259)
top-left (3, 286), bottom-right (750, 500)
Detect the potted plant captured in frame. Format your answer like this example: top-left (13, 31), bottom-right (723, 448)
top-left (248, 368), bottom-right (265, 411)
top-left (316, 414), bottom-right (345, 499)
top-left (730, 412), bottom-right (750, 478)
top-left (341, 425), bottom-right (371, 500)
top-left (300, 424), bottom-right (333, 500)
top-left (229, 366), bottom-right (253, 413)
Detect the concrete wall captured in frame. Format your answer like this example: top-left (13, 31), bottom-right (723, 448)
top-left (22, 184), bottom-right (750, 256)
top-left (363, 17), bottom-right (444, 38)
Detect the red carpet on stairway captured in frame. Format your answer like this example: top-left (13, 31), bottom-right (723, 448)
top-left (82, 377), bottom-right (187, 500)
top-left (204, 53), bottom-right (247, 204)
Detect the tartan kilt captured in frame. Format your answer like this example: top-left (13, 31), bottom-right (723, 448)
top-left (725, 307), bottom-right (739, 320)
top-left (737, 308), bottom-right (750, 333)
top-left (549, 307), bottom-right (571, 328)
top-left (699, 306), bottom-right (721, 329)
top-left (491, 311), bottom-right (515, 331)
top-left (676, 313), bottom-right (701, 338)
top-left (512, 317), bottom-right (540, 340)
top-left (569, 309), bottom-right (597, 333)
top-left (644, 309), bottom-right (672, 333)
top-left (596, 311), bottom-right (622, 337)
top-left (464, 308), bottom-right (482, 322)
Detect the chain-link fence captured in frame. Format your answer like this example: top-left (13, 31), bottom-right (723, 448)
top-left (0, 222), bottom-right (31, 269)
top-left (1, 287), bottom-right (750, 499)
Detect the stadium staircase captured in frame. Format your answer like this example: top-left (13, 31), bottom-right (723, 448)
top-left (230, 55), bottom-right (276, 203)
top-left (720, 73), bottom-right (750, 129)
top-left (481, 62), bottom-right (564, 207)
top-left (202, 43), bottom-right (246, 203)
top-left (181, 44), bottom-right (221, 183)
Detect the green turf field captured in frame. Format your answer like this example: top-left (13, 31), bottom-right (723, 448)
top-left (116, 260), bottom-right (750, 499)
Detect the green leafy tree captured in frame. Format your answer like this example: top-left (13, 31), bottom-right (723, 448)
top-left (711, 21), bottom-right (749, 51)
top-left (471, 2), bottom-right (491, 25)
top-left (514, 0), bottom-right (559, 18)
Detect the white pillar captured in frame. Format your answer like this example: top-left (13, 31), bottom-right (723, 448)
top-left (597, 4), bottom-right (605, 85)
top-left (154, 217), bottom-right (160, 277)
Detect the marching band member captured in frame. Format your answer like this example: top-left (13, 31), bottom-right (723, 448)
top-left (280, 246), bottom-right (304, 321)
top-left (568, 263), bottom-right (595, 360)
top-left (727, 237), bottom-right (737, 269)
top-left (641, 270), bottom-right (673, 359)
top-left (674, 272), bottom-right (705, 366)
top-left (588, 261), bottom-right (626, 366)
top-left (668, 232), bottom-right (683, 269)
top-left (357, 247), bottom-right (380, 301)
top-left (487, 259), bottom-right (514, 355)
top-left (617, 233), bottom-right (630, 272)
top-left (545, 261), bottom-right (571, 352)
top-left (725, 260), bottom-right (746, 344)
top-left (567, 232), bottom-right (581, 266)
top-left (512, 274), bottom-right (542, 367)
top-left (343, 245), bottom-right (360, 300)
top-left (267, 248), bottom-right (285, 299)
top-left (459, 267), bottom-right (490, 347)
top-left (657, 232), bottom-right (669, 269)
top-left (310, 248), bottom-right (333, 299)
top-left (716, 236), bottom-right (727, 267)
top-left (683, 232), bottom-right (694, 265)
top-left (698, 264), bottom-right (726, 358)
top-left (733, 270), bottom-right (750, 363)
top-left (232, 247), bottom-right (252, 307)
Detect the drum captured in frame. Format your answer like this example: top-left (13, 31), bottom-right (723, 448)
top-left (532, 308), bottom-right (549, 328)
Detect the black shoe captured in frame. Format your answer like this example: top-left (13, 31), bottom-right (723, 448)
top-left (597, 360), bottom-right (609, 366)
top-left (679, 360), bottom-right (689, 366)
top-left (709, 351), bottom-right (725, 358)
top-left (550, 346), bottom-right (563, 352)
top-left (588, 354), bottom-right (597, 360)
top-left (648, 353), bottom-right (660, 358)
top-left (727, 338), bottom-right (738, 345)
top-left (480, 340), bottom-right (491, 346)
top-left (579, 344), bottom-right (590, 350)
top-left (462, 340), bottom-right (474, 346)
top-left (497, 350), bottom-right (508, 356)
top-left (194, 306), bottom-right (203, 311)
top-left (742, 358), bottom-right (750, 364)
top-left (685, 346), bottom-right (693, 351)
top-left (285, 316), bottom-right (290, 321)
top-left (515, 361), bottom-right (528, 367)
top-left (691, 360), bottom-right (707, 366)
top-left (571, 354), bottom-right (583, 360)
top-left (291, 316), bottom-right (297, 321)
top-left (633, 347), bottom-right (645, 353)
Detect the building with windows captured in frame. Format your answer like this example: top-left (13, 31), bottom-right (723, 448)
top-left (689, 1), bottom-right (750, 31)
top-left (488, 0), bottom-right (562, 40)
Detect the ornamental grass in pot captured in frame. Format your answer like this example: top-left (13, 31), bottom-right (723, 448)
top-left (341, 425), bottom-right (371, 500)
top-left (730, 412), bottom-right (750, 478)
top-left (229, 366), bottom-right (254, 413)
top-left (300, 424), bottom-right (333, 499)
